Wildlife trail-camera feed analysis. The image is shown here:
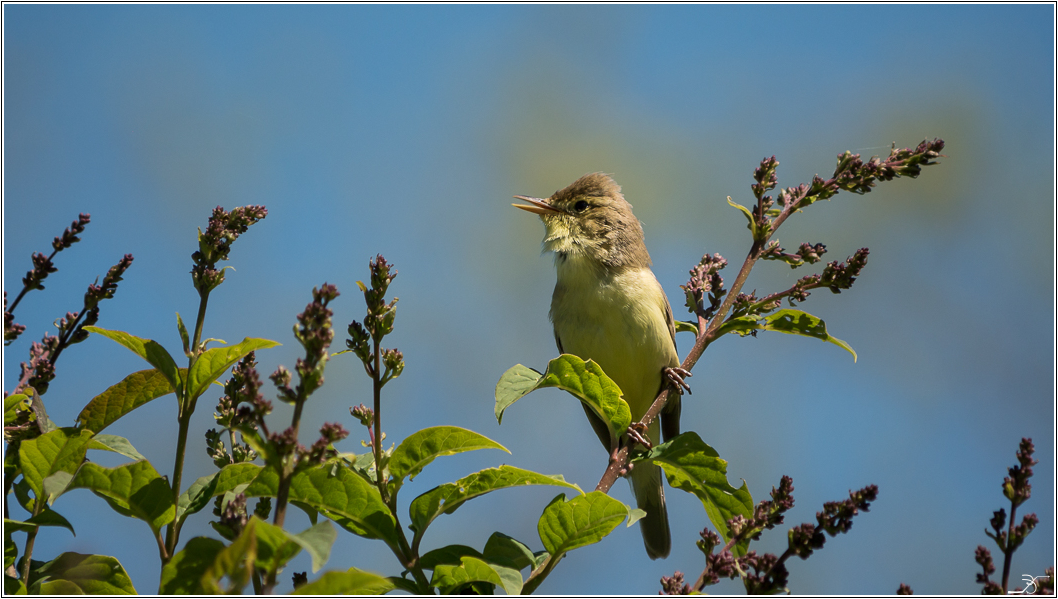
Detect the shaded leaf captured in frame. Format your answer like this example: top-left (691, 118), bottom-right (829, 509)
top-left (251, 517), bottom-right (302, 576)
top-left (419, 544), bottom-right (483, 570)
top-left (87, 434), bottom-right (146, 462)
top-left (388, 426), bottom-right (508, 494)
top-left (483, 532), bottom-right (536, 572)
top-left (186, 337), bottom-right (280, 400)
top-left (638, 432), bottom-right (754, 554)
top-left (82, 327), bottom-right (182, 396)
top-left (201, 519), bottom-right (257, 594)
top-left (537, 491), bottom-right (630, 557)
top-left (409, 466), bottom-right (580, 538)
top-left (31, 552), bottom-right (135, 595)
top-left (431, 556), bottom-right (504, 595)
top-left (289, 520), bottom-right (338, 573)
top-left (176, 471), bottom-right (221, 530)
top-left (244, 463), bottom-right (399, 553)
top-left (76, 369), bottom-right (176, 433)
top-left (495, 355), bottom-right (630, 446)
top-left (158, 537), bottom-right (225, 594)
top-left (292, 567), bottom-right (394, 595)
top-left (18, 428), bottom-right (94, 504)
top-left (674, 320), bottom-right (699, 335)
top-left (69, 460), bottom-right (175, 535)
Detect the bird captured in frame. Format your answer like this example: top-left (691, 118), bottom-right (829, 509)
top-left (513, 172), bottom-right (690, 560)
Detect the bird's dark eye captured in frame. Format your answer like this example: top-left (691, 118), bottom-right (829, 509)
top-left (573, 200), bottom-right (589, 212)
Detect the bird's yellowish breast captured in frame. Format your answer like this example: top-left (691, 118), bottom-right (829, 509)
top-left (550, 255), bottom-right (678, 421)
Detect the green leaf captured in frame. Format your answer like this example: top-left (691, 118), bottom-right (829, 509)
top-left (176, 471), bottom-right (221, 530)
top-left (537, 491), bottom-right (631, 558)
top-left (243, 463), bottom-right (400, 553)
top-left (69, 460), bottom-right (175, 536)
top-left (82, 327), bottom-right (183, 396)
top-left (176, 312), bottom-right (191, 357)
top-left (87, 434), bottom-right (146, 462)
top-left (186, 337), bottom-right (280, 400)
top-left (201, 519), bottom-right (257, 594)
top-left (24, 507), bottom-right (75, 536)
top-left (674, 320), bottom-right (699, 335)
top-left (4, 393), bottom-right (31, 427)
top-left (30, 552), bottom-right (135, 595)
top-left (76, 369), bottom-right (176, 433)
top-left (431, 556), bottom-right (506, 595)
top-left (288, 520), bottom-right (337, 573)
top-left (716, 309), bottom-right (856, 362)
top-left (495, 355), bottom-right (631, 447)
top-left (212, 462), bottom-right (265, 496)
top-left (728, 196), bottom-right (760, 239)
top-left (18, 428), bottom-right (94, 505)
top-left (292, 567), bottom-right (394, 595)
top-left (409, 466), bottom-right (581, 539)
top-left (482, 532), bottom-right (537, 571)
top-left (251, 517), bottom-right (303, 576)
top-left (158, 537), bottom-right (225, 594)
top-left (638, 432), bottom-right (753, 554)
top-left (388, 426), bottom-right (508, 495)
top-left (419, 544), bottom-right (484, 570)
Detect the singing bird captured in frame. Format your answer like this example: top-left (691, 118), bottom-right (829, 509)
top-left (513, 173), bottom-right (689, 560)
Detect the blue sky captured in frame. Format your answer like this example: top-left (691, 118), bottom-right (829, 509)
top-left (3, 4), bottom-right (1054, 594)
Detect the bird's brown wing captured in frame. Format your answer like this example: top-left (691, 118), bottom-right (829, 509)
top-left (660, 296), bottom-right (682, 442)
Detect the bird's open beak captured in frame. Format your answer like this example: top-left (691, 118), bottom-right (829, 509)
top-left (512, 195), bottom-right (561, 215)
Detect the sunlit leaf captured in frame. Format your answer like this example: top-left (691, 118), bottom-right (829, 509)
top-left (82, 327), bottom-right (182, 396)
top-left (76, 369), bottom-right (176, 433)
top-left (186, 337), bottom-right (280, 400)
top-left (291, 567), bottom-right (394, 595)
top-left (388, 426), bottom-right (508, 495)
top-left (537, 491), bottom-right (630, 558)
top-left (69, 460), bottom-right (175, 536)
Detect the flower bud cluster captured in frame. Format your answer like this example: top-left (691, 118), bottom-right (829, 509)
top-left (191, 205), bottom-right (267, 294)
top-left (681, 253), bottom-right (727, 318)
top-left (346, 255), bottom-right (405, 386)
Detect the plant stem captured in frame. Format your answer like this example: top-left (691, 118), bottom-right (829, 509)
top-left (1001, 502), bottom-right (1018, 592)
top-left (372, 338), bottom-right (385, 501)
top-left (163, 290), bottom-right (210, 560)
top-left (19, 499), bottom-right (44, 585)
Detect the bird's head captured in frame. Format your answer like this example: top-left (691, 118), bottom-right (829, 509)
top-left (513, 173), bottom-right (651, 269)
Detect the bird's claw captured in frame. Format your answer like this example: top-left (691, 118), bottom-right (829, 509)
top-left (626, 422), bottom-right (653, 450)
top-left (665, 366), bottom-right (692, 395)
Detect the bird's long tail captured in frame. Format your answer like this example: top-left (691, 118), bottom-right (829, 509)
top-left (631, 461), bottom-right (670, 560)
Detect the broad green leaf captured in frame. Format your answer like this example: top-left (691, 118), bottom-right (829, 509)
top-left (201, 519), bottom-right (257, 594)
top-left (495, 355), bottom-right (631, 446)
top-left (431, 556), bottom-right (505, 595)
top-left (30, 552), bottom-right (135, 595)
top-left (483, 532), bottom-right (537, 571)
top-left (186, 337), bottom-right (280, 400)
top-left (212, 462), bottom-right (264, 496)
top-left (716, 309), bottom-right (856, 362)
top-left (251, 517), bottom-right (302, 576)
top-left (409, 466), bottom-right (581, 538)
top-left (728, 197), bottom-right (760, 238)
top-left (388, 426), bottom-right (508, 494)
top-left (158, 537), bottom-right (225, 594)
top-left (82, 327), bottom-right (182, 396)
top-left (87, 434), bottom-right (146, 462)
top-left (243, 463), bottom-right (400, 553)
top-left (289, 520), bottom-right (338, 573)
top-left (638, 432), bottom-right (753, 554)
top-left (4, 393), bottom-right (31, 426)
top-left (537, 491), bottom-right (631, 557)
top-left (5, 528), bottom-right (17, 569)
top-left (69, 460), bottom-right (175, 535)
top-left (18, 428), bottom-right (94, 504)
top-left (76, 369), bottom-right (176, 433)
top-left (3, 576), bottom-right (25, 595)
top-left (30, 508), bottom-right (75, 535)
top-left (176, 471), bottom-right (221, 529)
top-left (388, 576), bottom-right (423, 594)
top-left (292, 567), bottom-right (394, 595)
top-left (419, 544), bottom-right (483, 570)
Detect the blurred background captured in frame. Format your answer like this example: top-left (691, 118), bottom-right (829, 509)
top-left (3, 4), bottom-right (1053, 595)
